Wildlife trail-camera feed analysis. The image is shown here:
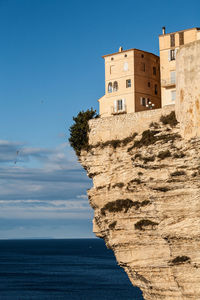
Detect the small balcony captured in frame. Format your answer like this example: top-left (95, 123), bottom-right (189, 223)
top-left (161, 78), bottom-right (176, 88)
top-left (111, 104), bottom-right (127, 115)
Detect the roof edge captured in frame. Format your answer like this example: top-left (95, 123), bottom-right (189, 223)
top-left (158, 27), bottom-right (200, 37)
top-left (102, 48), bottom-right (159, 59)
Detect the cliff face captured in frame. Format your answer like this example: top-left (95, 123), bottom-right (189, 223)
top-left (80, 114), bottom-right (200, 300)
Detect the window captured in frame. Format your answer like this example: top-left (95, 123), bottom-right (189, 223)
top-left (153, 67), bottom-right (156, 76)
top-left (169, 49), bottom-right (176, 61)
top-left (141, 62), bottom-right (145, 72)
top-left (111, 57), bottom-right (114, 60)
top-left (170, 71), bottom-right (176, 84)
top-left (108, 82), bottom-right (112, 93)
top-left (140, 97), bottom-right (147, 106)
top-left (117, 100), bottom-right (123, 111)
top-left (179, 32), bottom-right (184, 45)
top-left (141, 54), bottom-right (144, 58)
top-left (126, 79), bottom-right (131, 88)
top-left (148, 82), bottom-right (151, 87)
top-left (171, 90), bottom-right (176, 101)
top-left (154, 84), bottom-right (158, 95)
top-left (113, 99), bottom-right (126, 113)
top-left (170, 34), bottom-right (175, 47)
top-left (124, 54), bottom-right (127, 57)
top-left (113, 81), bottom-right (118, 92)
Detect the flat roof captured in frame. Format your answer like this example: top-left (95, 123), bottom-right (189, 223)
top-left (102, 48), bottom-right (159, 59)
top-left (159, 27), bottom-right (200, 37)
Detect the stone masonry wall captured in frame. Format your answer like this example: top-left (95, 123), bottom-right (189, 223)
top-left (176, 40), bottom-right (200, 139)
top-left (89, 105), bottom-right (174, 145)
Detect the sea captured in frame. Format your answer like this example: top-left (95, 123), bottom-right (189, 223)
top-left (0, 239), bottom-right (144, 300)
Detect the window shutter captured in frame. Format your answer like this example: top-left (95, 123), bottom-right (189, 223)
top-left (171, 90), bottom-right (176, 101)
top-left (122, 98), bottom-right (125, 110)
top-left (175, 48), bottom-right (178, 59)
top-left (168, 50), bottom-right (171, 61)
top-left (114, 100), bottom-right (117, 113)
top-left (170, 71), bottom-right (176, 83)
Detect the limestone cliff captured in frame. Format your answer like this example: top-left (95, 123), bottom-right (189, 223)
top-left (79, 109), bottom-right (200, 300)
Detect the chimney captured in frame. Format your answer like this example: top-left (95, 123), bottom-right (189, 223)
top-left (162, 26), bottom-right (166, 35)
top-left (119, 46), bottom-right (123, 52)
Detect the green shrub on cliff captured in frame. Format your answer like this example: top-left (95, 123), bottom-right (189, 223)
top-left (160, 111), bottom-right (178, 127)
top-left (69, 108), bottom-right (98, 155)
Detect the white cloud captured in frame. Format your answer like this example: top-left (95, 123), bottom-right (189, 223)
top-left (76, 194), bottom-right (88, 199)
top-left (0, 139), bottom-right (92, 221)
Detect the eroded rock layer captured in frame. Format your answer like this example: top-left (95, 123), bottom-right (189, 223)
top-left (80, 118), bottom-right (200, 300)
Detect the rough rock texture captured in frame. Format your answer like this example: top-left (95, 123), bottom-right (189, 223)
top-left (80, 116), bottom-right (200, 300)
top-left (88, 105), bottom-right (174, 145)
top-left (176, 40), bottom-right (200, 139)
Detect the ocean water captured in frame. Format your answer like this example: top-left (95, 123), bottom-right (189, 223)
top-left (0, 239), bottom-right (144, 300)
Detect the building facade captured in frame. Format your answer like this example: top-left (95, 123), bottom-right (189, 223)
top-left (159, 27), bottom-right (200, 107)
top-left (98, 48), bottom-right (161, 118)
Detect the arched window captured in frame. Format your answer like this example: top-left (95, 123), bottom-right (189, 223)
top-left (113, 81), bottom-right (118, 92)
top-left (108, 82), bottom-right (112, 93)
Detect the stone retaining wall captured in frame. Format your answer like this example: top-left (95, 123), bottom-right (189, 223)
top-left (88, 105), bottom-right (174, 145)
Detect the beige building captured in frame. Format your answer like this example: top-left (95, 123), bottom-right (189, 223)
top-left (98, 47), bottom-right (161, 117)
top-left (159, 27), bottom-right (200, 107)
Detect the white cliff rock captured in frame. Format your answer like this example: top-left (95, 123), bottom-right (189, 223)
top-left (80, 111), bottom-right (200, 300)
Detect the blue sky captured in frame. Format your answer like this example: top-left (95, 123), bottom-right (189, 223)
top-left (0, 0), bottom-right (199, 239)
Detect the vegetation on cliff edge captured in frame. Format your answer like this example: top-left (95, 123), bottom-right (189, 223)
top-left (69, 108), bottom-right (98, 155)
top-left (160, 111), bottom-right (178, 127)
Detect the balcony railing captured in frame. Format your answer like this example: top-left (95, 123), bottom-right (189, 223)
top-left (161, 78), bottom-right (176, 88)
top-left (111, 105), bottom-right (127, 115)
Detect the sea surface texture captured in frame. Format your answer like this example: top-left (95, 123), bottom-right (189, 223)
top-left (0, 239), bottom-right (143, 300)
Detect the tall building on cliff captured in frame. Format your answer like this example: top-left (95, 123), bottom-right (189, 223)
top-left (98, 48), bottom-right (161, 118)
top-left (159, 27), bottom-right (200, 107)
